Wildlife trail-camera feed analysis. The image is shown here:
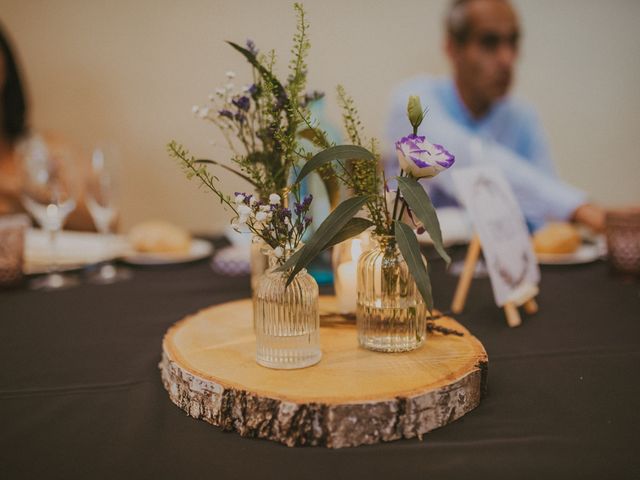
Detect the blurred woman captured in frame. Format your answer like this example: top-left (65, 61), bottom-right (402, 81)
top-left (0, 23), bottom-right (92, 229)
top-left (0, 22), bottom-right (27, 215)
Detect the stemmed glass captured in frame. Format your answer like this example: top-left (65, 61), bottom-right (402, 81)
top-left (20, 135), bottom-right (79, 290)
top-left (85, 144), bottom-right (132, 284)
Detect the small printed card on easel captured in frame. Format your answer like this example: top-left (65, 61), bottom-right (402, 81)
top-left (450, 166), bottom-right (540, 327)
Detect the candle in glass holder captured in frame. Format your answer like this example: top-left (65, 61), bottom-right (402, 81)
top-left (0, 214), bottom-right (29, 288)
top-left (606, 208), bottom-right (640, 276)
top-left (333, 238), bottom-right (363, 314)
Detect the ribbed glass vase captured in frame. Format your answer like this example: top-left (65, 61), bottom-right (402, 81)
top-left (254, 256), bottom-right (321, 369)
top-left (356, 234), bottom-right (427, 352)
top-left (250, 238), bottom-right (269, 298)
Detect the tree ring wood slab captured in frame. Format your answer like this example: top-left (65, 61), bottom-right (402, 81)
top-left (160, 297), bottom-right (488, 448)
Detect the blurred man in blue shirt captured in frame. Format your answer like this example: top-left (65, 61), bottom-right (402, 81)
top-left (387, 0), bottom-right (605, 231)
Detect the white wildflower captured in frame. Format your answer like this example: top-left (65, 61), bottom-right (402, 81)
top-left (198, 107), bottom-right (209, 119)
top-left (225, 82), bottom-right (234, 91)
top-left (237, 204), bottom-right (252, 216)
top-left (215, 88), bottom-right (226, 96)
top-left (269, 193), bottom-right (281, 205)
top-left (235, 194), bottom-right (245, 204)
top-left (255, 211), bottom-right (268, 222)
top-left (225, 71), bottom-right (236, 79)
top-left (208, 93), bottom-right (215, 101)
top-left (274, 246), bottom-right (284, 259)
top-left (191, 105), bottom-right (200, 115)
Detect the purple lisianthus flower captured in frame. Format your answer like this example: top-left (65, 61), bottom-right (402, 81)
top-left (232, 96), bottom-right (250, 112)
top-left (395, 134), bottom-right (455, 179)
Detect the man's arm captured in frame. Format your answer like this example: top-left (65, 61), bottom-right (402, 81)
top-left (386, 90), bottom-right (590, 230)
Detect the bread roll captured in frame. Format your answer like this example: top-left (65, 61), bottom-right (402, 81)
top-left (129, 220), bottom-right (191, 254)
top-left (533, 222), bottom-right (581, 255)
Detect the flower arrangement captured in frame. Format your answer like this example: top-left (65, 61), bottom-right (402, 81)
top-left (232, 191), bottom-right (312, 260)
top-left (279, 93), bottom-right (455, 311)
top-left (168, 3), bottom-right (331, 263)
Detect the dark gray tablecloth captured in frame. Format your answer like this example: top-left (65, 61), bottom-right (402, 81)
top-left (1, 243), bottom-right (639, 479)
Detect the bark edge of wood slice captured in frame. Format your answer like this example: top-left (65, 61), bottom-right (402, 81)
top-left (160, 297), bottom-right (488, 448)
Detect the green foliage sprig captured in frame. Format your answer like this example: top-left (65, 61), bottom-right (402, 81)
top-left (278, 93), bottom-right (454, 310)
top-left (169, 3), bottom-right (328, 203)
top-left (168, 3), bottom-right (331, 260)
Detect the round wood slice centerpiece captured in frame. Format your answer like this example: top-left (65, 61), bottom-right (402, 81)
top-left (160, 297), bottom-right (488, 448)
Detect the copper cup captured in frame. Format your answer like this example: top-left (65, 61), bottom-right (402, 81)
top-left (605, 208), bottom-right (640, 276)
top-left (0, 214), bottom-right (30, 288)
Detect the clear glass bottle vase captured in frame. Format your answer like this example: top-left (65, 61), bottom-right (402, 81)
top-left (356, 234), bottom-right (427, 352)
top-left (250, 237), bottom-right (269, 297)
top-left (254, 255), bottom-right (321, 369)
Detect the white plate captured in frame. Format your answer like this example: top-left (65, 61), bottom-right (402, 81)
top-left (25, 229), bottom-right (128, 274)
top-left (121, 238), bottom-right (213, 265)
top-left (536, 243), bottom-right (603, 265)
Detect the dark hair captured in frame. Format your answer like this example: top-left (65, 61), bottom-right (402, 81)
top-left (446, 0), bottom-right (510, 44)
top-left (0, 23), bottom-right (28, 142)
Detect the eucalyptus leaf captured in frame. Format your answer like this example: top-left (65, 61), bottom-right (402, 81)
top-left (397, 176), bottom-right (451, 264)
top-left (283, 195), bottom-right (371, 286)
top-left (226, 41), bottom-right (286, 98)
top-left (295, 145), bottom-right (375, 184)
top-left (276, 217), bottom-right (374, 273)
top-left (394, 220), bottom-right (433, 313)
top-left (194, 159), bottom-right (258, 187)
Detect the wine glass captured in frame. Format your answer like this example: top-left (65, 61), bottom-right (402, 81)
top-left (20, 135), bottom-right (79, 290)
top-left (85, 144), bottom-right (132, 284)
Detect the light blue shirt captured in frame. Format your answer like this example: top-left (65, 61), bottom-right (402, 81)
top-left (386, 75), bottom-right (587, 230)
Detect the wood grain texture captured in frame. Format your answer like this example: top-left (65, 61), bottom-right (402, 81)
top-left (160, 297), bottom-right (488, 448)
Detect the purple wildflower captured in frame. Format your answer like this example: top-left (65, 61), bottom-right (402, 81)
top-left (275, 92), bottom-right (288, 110)
top-left (246, 39), bottom-right (259, 56)
top-left (232, 96), bottom-right (250, 112)
top-left (302, 90), bottom-right (325, 106)
top-left (279, 208), bottom-right (292, 220)
top-left (302, 194), bottom-right (313, 207)
top-left (219, 109), bottom-right (233, 120)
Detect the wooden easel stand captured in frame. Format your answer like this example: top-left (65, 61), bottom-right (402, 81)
top-left (451, 235), bottom-right (537, 327)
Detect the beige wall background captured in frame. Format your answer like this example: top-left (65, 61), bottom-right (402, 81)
top-left (2, 0), bottom-right (639, 233)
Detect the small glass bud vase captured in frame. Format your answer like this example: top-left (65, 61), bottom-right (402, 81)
top-left (356, 234), bottom-right (427, 352)
top-left (254, 253), bottom-right (321, 369)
